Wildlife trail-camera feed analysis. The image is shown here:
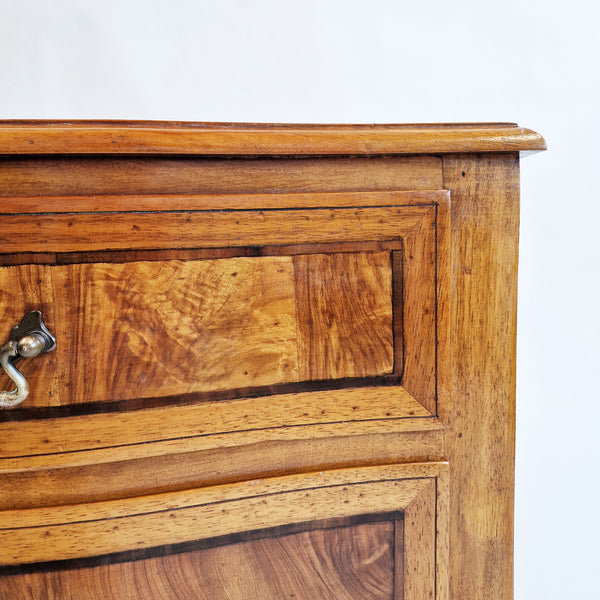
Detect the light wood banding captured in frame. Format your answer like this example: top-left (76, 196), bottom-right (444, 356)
top-left (0, 463), bottom-right (447, 578)
top-left (0, 206), bottom-right (430, 254)
top-left (0, 190), bottom-right (447, 214)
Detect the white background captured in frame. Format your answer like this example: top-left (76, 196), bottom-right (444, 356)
top-left (1, 1), bottom-right (598, 597)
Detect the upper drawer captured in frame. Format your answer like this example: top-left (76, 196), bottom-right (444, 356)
top-left (0, 191), bottom-right (447, 425)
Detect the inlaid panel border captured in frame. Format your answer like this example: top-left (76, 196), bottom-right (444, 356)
top-left (0, 462), bottom-right (449, 600)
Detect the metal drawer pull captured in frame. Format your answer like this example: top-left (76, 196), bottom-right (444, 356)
top-left (0, 311), bottom-right (56, 408)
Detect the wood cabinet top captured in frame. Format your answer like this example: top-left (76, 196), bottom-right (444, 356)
top-left (0, 121), bottom-right (546, 155)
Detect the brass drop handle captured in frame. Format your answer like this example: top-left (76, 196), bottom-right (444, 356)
top-left (0, 311), bottom-right (56, 409)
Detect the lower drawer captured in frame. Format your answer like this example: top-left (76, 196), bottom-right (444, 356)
top-left (0, 462), bottom-right (448, 600)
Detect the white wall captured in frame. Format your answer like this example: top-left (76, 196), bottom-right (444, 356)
top-left (1, 1), bottom-right (598, 597)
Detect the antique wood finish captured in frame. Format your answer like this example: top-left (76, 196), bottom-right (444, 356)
top-left (0, 265), bottom-right (59, 407)
top-left (0, 196), bottom-right (439, 412)
top-left (0, 463), bottom-right (445, 564)
top-left (442, 154), bottom-right (521, 600)
top-left (0, 205), bottom-right (430, 254)
top-left (0, 430), bottom-right (444, 511)
top-left (0, 462), bottom-right (448, 600)
top-left (55, 257), bottom-right (299, 403)
top-left (0, 123), bottom-right (544, 599)
top-left (0, 156), bottom-right (443, 197)
top-left (58, 251), bottom-right (392, 401)
top-left (293, 251), bottom-right (394, 380)
top-left (0, 121), bottom-right (545, 155)
top-left (0, 521), bottom-right (398, 599)
top-left (0, 190), bottom-right (446, 213)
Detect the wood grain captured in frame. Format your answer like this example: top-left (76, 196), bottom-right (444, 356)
top-left (52, 257), bottom-right (298, 404)
top-left (434, 195), bottom-right (452, 426)
top-left (0, 190), bottom-right (447, 214)
top-left (46, 251), bottom-right (393, 405)
top-left (294, 252), bottom-right (393, 380)
top-left (401, 206), bottom-right (438, 414)
top-left (0, 521), bottom-right (396, 600)
top-left (0, 462), bottom-right (445, 566)
top-left (0, 122), bottom-right (543, 599)
top-left (0, 155), bottom-right (442, 197)
top-left (442, 153), bottom-right (520, 600)
top-left (0, 205), bottom-right (430, 254)
top-left (0, 241), bottom-right (404, 269)
top-left (403, 479), bottom-right (436, 599)
top-left (0, 387), bottom-right (435, 463)
top-left (0, 121), bottom-right (546, 155)
top-left (0, 429), bottom-right (445, 511)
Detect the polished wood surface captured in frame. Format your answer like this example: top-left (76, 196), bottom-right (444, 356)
top-left (0, 387), bottom-right (435, 463)
top-left (294, 251), bottom-right (393, 380)
top-left (0, 121), bottom-right (546, 155)
top-left (44, 252), bottom-right (392, 404)
top-left (0, 205), bottom-right (430, 254)
top-left (54, 257), bottom-right (298, 403)
top-left (3, 521), bottom-right (397, 600)
top-left (0, 463), bottom-right (447, 599)
top-left (0, 122), bottom-right (544, 599)
top-left (0, 463), bottom-right (445, 566)
top-left (0, 190), bottom-right (447, 213)
top-left (0, 156), bottom-right (442, 197)
top-left (0, 196), bottom-right (439, 411)
top-left (442, 153), bottom-right (520, 600)
top-left (0, 265), bottom-right (59, 407)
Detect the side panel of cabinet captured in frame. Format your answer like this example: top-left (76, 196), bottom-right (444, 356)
top-left (443, 153), bottom-right (520, 600)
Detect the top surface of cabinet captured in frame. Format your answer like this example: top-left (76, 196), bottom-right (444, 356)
top-left (0, 120), bottom-right (546, 155)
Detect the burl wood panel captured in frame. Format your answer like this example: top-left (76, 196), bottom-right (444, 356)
top-left (50, 253), bottom-right (393, 405)
top-left (53, 257), bottom-right (297, 404)
top-left (294, 252), bottom-right (393, 380)
top-left (0, 522), bottom-right (396, 600)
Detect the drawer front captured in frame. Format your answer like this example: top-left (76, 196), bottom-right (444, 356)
top-left (0, 463), bottom-right (449, 600)
top-left (0, 194), bottom-right (448, 420)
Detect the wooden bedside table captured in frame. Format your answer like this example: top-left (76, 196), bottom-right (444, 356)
top-left (0, 122), bottom-right (545, 599)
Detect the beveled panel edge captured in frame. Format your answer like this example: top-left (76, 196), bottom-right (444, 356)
top-left (0, 512), bottom-right (402, 576)
top-left (0, 205), bottom-right (431, 254)
top-left (0, 385), bottom-right (439, 462)
top-left (0, 429), bottom-right (445, 511)
top-left (0, 189), bottom-right (448, 215)
top-left (0, 122), bottom-right (546, 155)
top-left (0, 462), bottom-right (447, 568)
